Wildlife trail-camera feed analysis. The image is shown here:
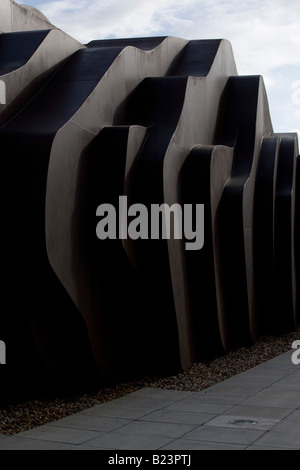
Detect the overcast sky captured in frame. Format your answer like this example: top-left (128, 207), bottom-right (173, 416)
top-left (18, 0), bottom-right (300, 139)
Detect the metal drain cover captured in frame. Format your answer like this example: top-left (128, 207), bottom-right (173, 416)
top-left (229, 419), bottom-right (257, 426)
top-left (204, 414), bottom-right (279, 431)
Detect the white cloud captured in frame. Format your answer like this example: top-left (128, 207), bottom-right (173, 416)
top-left (16, 0), bottom-right (300, 137)
top-left (18, 0), bottom-right (300, 77)
top-left (28, 0), bottom-right (185, 42)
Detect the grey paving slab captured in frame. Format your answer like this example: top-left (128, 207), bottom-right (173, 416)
top-left (218, 376), bottom-right (285, 389)
top-left (182, 425), bottom-right (266, 445)
top-left (139, 409), bottom-right (215, 426)
top-left (246, 445), bottom-right (292, 450)
top-left (242, 389), bottom-right (300, 409)
top-left (249, 359), bottom-right (295, 371)
top-left (166, 400), bottom-right (233, 414)
top-left (252, 430), bottom-right (300, 449)
top-left (287, 368), bottom-right (300, 376)
top-left (268, 410), bottom-right (300, 433)
top-left (14, 424), bottom-right (101, 445)
top-left (103, 395), bottom-right (181, 412)
top-left (112, 420), bottom-right (196, 439)
top-left (160, 439), bottom-right (247, 450)
top-left (270, 420), bottom-right (300, 434)
top-left (81, 403), bottom-right (153, 420)
top-left (278, 409), bottom-right (300, 423)
top-left (267, 376), bottom-right (300, 391)
top-left (230, 370), bottom-right (293, 384)
top-left (231, 356), bottom-right (295, 376)
top-left (179, 390), bottom-right (245, 405)
top-left (69, 445), bottom-right (100, 450)
top-left (81, 431), bottom-right (173, 450)
top-left (0, 436), bottom-right (73, 450)
top-left (203, 382), bottom-right (261, 398)
top-left (264, 351), bottom-right (295, 365)
top-left (256, 363), bottom-right (296, 373)
top-left (236, 363), bottom-right (290, 374)
top-left (47, 413), bottom-right (130, 432)
top-left (127, 388), bottom-right (193, 400)
top-left (223, 405), bottom-right (292, 420)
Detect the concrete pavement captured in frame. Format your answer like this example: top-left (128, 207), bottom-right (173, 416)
top-left (0, 350), bottom-right (300, 450)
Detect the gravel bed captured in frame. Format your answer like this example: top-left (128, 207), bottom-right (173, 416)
top-left (0, 328), bottom-right (299, 436)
